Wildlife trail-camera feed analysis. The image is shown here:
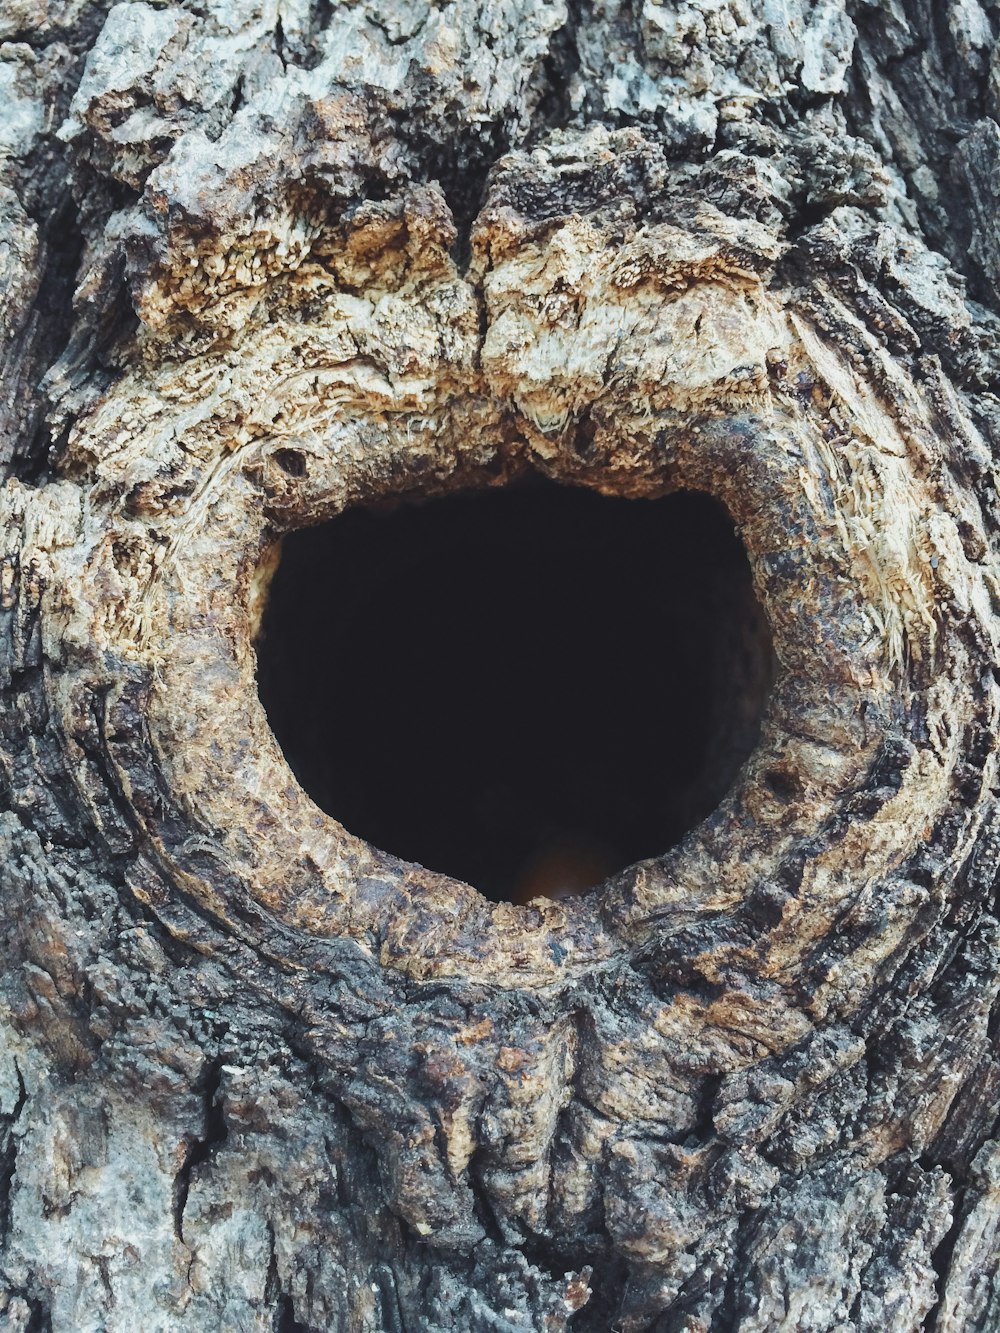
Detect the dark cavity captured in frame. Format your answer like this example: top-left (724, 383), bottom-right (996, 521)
top-left (256, 483), bottom-right (775, 904)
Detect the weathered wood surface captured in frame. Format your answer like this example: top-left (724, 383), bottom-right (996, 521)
top-left (3, 1), bottom-right (1000, 1328)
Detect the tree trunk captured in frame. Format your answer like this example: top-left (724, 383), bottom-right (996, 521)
top-left (4, 1), bottom-right (1000, 1329)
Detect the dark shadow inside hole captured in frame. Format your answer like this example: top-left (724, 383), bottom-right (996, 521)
top-left (255, 483), bottom-right (776, 904)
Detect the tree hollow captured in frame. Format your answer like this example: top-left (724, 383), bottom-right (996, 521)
top-left (256, 483), bottom-right (775, 902)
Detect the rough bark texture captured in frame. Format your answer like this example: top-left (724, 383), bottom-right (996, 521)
top-left (4, 1), bottom-right (1000, 1329)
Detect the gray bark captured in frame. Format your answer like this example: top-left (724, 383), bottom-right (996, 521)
top-left (3, 1), bottom-right (1000, 1329)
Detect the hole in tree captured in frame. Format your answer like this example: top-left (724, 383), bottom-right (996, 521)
top-left (255, 483), bottom-right (776, 904)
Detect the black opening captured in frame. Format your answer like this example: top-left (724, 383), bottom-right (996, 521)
top-left (255, 483), bottom-right (775, 903)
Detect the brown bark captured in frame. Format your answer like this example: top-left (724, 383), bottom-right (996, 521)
top-left (3, 1), bottom-right (1000, 1329)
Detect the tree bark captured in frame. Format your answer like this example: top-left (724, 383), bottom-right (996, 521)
top-left (4, 1), bottom-right (1000, 1329)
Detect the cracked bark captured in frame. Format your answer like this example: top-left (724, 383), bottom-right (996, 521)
top-left (3, 1), bottom-right (1000, 1329)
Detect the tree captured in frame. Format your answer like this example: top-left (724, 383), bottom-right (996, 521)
top-left (3, 1), bottom-right (1000, 1328)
